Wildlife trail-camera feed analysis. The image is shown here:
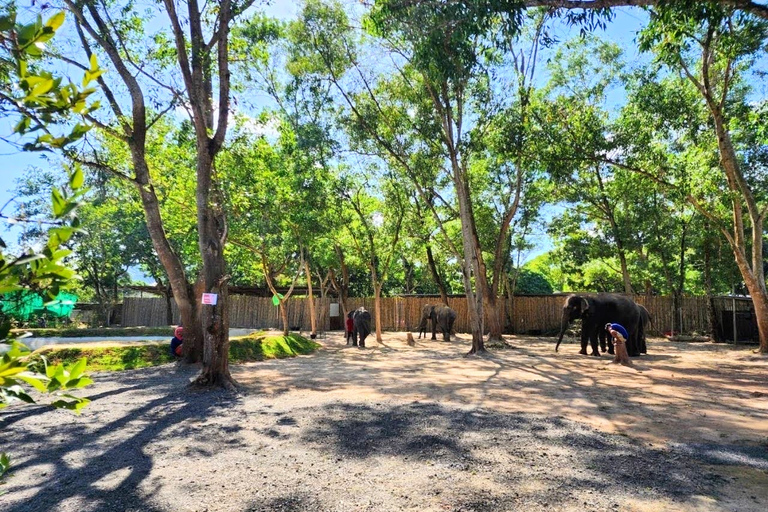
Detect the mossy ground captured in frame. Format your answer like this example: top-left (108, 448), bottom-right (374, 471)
top-left (30, 332), bottom-right (320, 372)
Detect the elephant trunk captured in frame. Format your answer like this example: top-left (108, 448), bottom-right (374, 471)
top-left (556, 312), bottom-right (570, 352)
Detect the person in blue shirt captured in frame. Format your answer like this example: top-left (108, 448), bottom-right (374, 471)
top-left (606, 323), bottom-right (629, 342)
top-left (170, 326), bottom-right (183, 357)
top-left (605, 323), bottom-right (631, 365)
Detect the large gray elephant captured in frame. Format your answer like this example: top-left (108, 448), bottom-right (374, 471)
top-left (352, 307), bottom-right (372, 348)
top-left (417, 303), bottom-right (456, 341)
top-left (434, 305), bottom-right (457, 342)
top-left (556, 294), bottom-right (641, 357)
top-left (599, 302), bottom-right (651, 355)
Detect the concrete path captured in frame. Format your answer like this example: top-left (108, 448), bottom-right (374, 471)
top-left (3, 328), bottom-right (261, 351)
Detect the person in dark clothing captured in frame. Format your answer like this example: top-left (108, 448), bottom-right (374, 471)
top-left (170, 326), bottom-right (183, 357)
top-left (345, 312), bottom-right (354, 345)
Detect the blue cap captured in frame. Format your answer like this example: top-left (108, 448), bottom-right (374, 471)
top-left (607, 323), bottom-right (629, 341)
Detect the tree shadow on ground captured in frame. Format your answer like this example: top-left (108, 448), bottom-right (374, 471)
top-left (299, 401), bottom-right (767, 509)
top-left (0, 365), bottom-right (243, 512)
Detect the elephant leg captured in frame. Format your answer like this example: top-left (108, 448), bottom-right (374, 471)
top-left (579, 328), bottom-right (589, 355)
top-left (627, 330), bottom-right (640, 357)
top-left (352, 329), bottom-right (358, 347)
top-left (590, 331), bottom-right (600, 356)
top-left (431, 320), bottom-right (438, 341)
top-left (607, 338), bottom-right (615, 355)
top-left (599, 330), bottom-right (607, 352)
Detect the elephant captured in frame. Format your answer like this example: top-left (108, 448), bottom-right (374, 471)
top-left (352, 307), bottom-right (372, 348)
top-left (556, 294), bottom-right (641, 357)
top-left (434, 305), bottom-right (457, 342)
top-left (637, 304), bottom-right (651, 354)
top-left (417, 304), bottom-right (438, 339)
top-left (417, 303), bottom-right (456, 341)
top-left (598, 302), bottom-right (651, 355)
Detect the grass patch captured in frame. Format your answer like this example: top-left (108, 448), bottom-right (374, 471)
top-left (230, 333), bottom-right (320, 362)
top-left (12, 326), bottom-right (174, 338)
top-left (30, 333), bottom-right (320, 372)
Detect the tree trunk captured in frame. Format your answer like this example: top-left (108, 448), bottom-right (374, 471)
top-left (454, 182), bottom-right (485, 353)
top-left (703, 226), bottom-right (718, 338)
top-left (709, 106), bottom-right (767, 352)
top-left (504, 272), bottom-right (516, 334)
top-left (135, 175), bottom-right (202, 364)
top-left (305, 259), bottom-right (317, 336)
top-left (279, 300), bottom-right (289, 335)
top-left (334, 245), bottom-right (350, 320)
top-left (732, 248), bottom-right (768, 352)
top-left (426, 244), bottom-right (449, 304)
top-left (165, 283), bottom-right (173, 326)
top-left (617, 248), bottom-right (634, 295)
top-left (190, 148), bottom-right (233, 388)
top-left (374, 283), bottom-right (383, 343)
top-left (485, 294), bottom-right (504, 342)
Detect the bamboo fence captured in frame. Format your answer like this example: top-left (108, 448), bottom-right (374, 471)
top-left (120, 294), bottom-right (757, 338)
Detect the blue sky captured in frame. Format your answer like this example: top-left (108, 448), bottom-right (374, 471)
top-left (0, 2), bottom-right (649, 267)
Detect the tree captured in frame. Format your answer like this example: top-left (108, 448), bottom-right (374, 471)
top-left (61, 0), bottom-right (260, 386)
top-left (632, 5), bottom-right (768, 351)
top-left (344, 178), bottom-right (406, 342)
top-left (222, 120), bottom-right (333, 335)
top-left (289, 0), bottom-right (547, 353)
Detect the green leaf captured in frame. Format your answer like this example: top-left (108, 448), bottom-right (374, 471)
top-left (0, 452), bottom-right (10, 478)
top-left (68, 358), bottom-right (87, 380)
top-left (51, 188), bottom-right (66, 217)
top-left (2, 385), bottom-right (36, 404)
top-left (17, 373), bottom-right (49, 393)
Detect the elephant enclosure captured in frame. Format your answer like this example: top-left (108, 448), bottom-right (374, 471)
top-left (4, 332), bottom-right (767, 512)
top-left (121, 294), bottom-right (758, 341)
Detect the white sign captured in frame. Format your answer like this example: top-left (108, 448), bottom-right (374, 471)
top-left (330, 303), bottom-right (340, 317)
top-left (201, 293), bottom-right (218, 306)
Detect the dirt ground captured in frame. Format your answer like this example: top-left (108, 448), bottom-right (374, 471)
top-left (2, 332), bottom-right (767, 512)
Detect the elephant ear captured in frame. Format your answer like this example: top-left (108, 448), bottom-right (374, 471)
top-left (580, 298), bottom-right (590, 312)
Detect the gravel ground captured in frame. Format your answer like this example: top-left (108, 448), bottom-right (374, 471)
top-left (2, 333), bottom-right (767, 512)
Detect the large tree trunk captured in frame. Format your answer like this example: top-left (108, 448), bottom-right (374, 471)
top-left (485, 294), bottom-right (504, 342)
top-left (454, 176), bottom-right (486, 353)
top-left (426, 245), bottom-right (449, 304)
top-left (374, 283), bottom-right (383, 343)
top-left (135, 168), bottom-right (202, 363)
top-left (733, 247), bottom-right (768, 352)
top-left (190, 149), bottom-right (233, 388)
top-left (709, 106), bottom-right (767, 352)
top-left (305, 259), bottom-right (317, 337)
